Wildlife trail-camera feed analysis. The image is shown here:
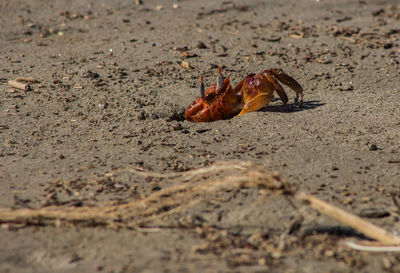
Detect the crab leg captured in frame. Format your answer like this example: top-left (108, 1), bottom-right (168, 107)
top-left (268, 69), bottom-right (304, 104)
top-left (263, 71), bottom-right (289, 105)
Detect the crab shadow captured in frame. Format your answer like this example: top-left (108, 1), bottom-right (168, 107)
top-left (260, 99), bottom-right (325, 113)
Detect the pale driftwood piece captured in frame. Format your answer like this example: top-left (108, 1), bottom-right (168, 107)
top-left (294, 191), bottom-right (400, 245)
top-left (8, 80), bottom-right (31, 91)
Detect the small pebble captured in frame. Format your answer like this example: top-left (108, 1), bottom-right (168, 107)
top-left (369, 144), bottom-right (378, 151)
top-left (173, 123), bottom-right (183, 131)
top-left (382, 257), bottom-right (392, 269)
top-left (342, 197), bottom-right (353, 205)
top-left (137, 111), bottom-right (147, 120)
top-left (196, 41), bottom-right (208, 49)
top-left (324, 250), bottom-right (335, 257)
top-left (181, 61), bottom-right (191, 69)
top-left (360, 196), bottom-right (371, 203)
top-left (359, 208), bottom-right (390, 218)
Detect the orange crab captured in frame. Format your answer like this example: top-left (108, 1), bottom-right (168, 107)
top-left (185, 67), bottom-right (304, 122)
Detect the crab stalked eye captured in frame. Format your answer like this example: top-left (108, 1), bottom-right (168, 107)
top-left (199, 74), bottom-right (205, 97)
top-left (216, 67), bottom-right (224, 91)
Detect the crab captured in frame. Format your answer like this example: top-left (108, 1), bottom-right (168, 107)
top-left (185, 67), bottom-right (304, 122)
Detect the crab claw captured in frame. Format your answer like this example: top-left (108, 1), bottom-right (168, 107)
top-left (185, 67), bottom-right (239, 122)
top-left (237, 76), bottom-right (275, 116)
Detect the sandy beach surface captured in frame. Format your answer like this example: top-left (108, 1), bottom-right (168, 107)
top-left (1, 0), bottom-right (400, 272)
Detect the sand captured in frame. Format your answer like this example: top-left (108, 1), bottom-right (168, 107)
top-left (1, 0), bottom-right (400, 272)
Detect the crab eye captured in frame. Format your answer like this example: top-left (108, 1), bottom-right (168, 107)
top-left (216, 67), bottom-right (224, 91)
top-left (199, 75), bottom-right (205, 97)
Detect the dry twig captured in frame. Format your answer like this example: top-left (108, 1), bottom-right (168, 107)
top-left (0, 161), bottom-right (399, 248)
top-left (343, 240), bottom-right (400, 252)
top-left (294, 191), bottom-right (400, 245)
